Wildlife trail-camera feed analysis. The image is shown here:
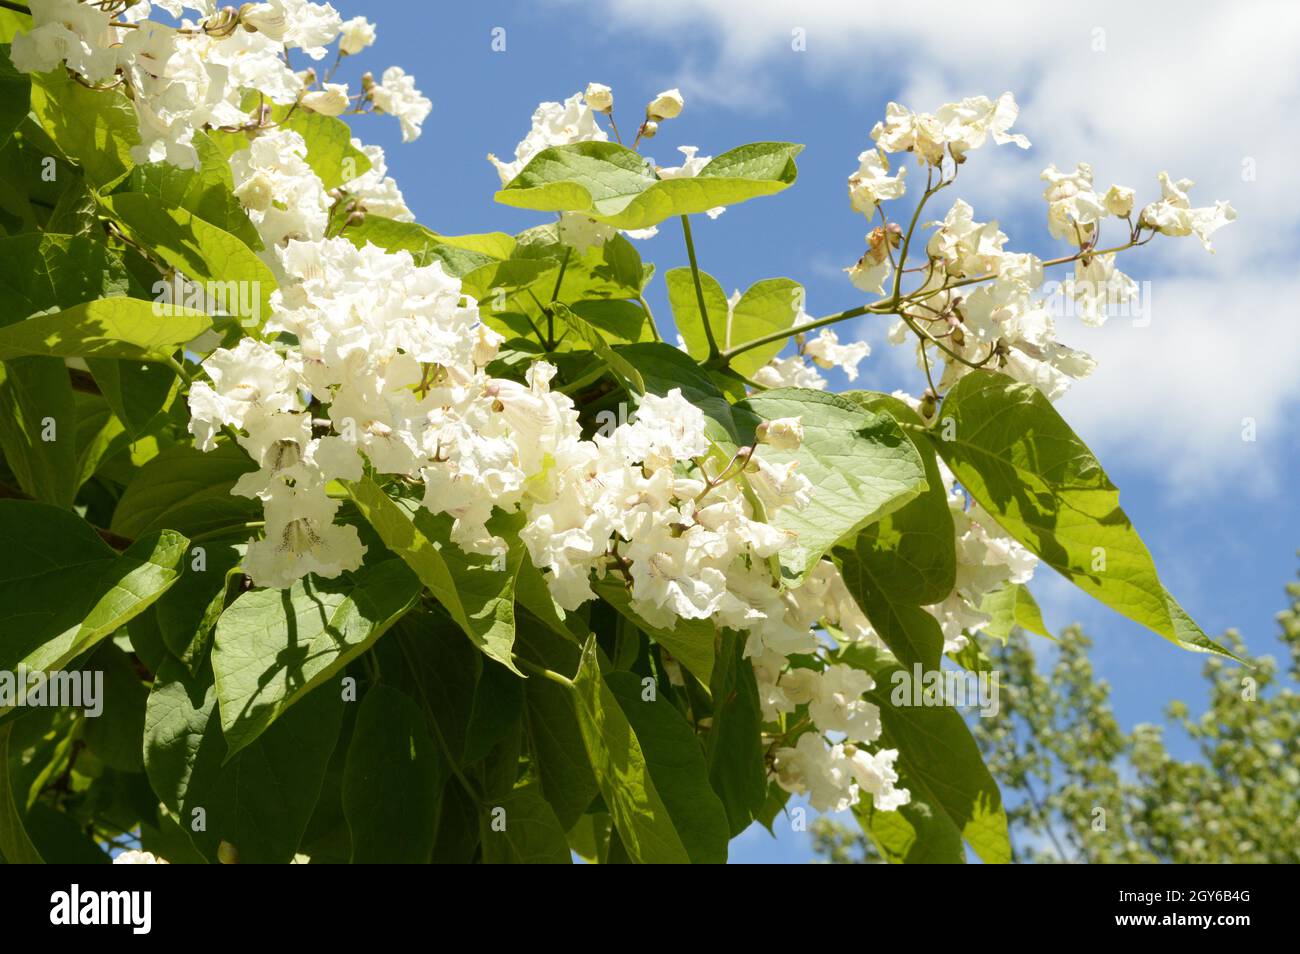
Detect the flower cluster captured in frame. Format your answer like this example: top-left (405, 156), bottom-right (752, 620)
top-left (23, 7), bottom-right (1155, 823)
top-left (12, 1), bottom-right (427, 170)
top-left (842, 92), bottom-right (1236, 403)
top-left (752, 327), bottom-right (872, 390)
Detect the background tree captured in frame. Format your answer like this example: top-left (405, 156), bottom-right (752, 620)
top-left (814, 560), bottom-right (1300, 863)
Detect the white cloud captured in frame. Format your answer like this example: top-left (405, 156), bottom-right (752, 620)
top-left (555, 0), bottom-right (1300, 493)
top-left (1054, 275), bottom-right (1300, 498)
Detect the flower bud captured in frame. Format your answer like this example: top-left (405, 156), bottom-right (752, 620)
top-left (585, 82), bottom-right (613, 113)
top-left (756, 417), bottom-right (804, 451)
top-left (919, 390), bottom-right (938, 419)
top-left (646, 88), bottom-right (683, 120)
top-left (640, 120), bottom-right (659, 139)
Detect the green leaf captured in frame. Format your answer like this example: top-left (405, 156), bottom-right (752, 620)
top-left (376, 611), bottom-right (481, 767)
top-left (0, 503), bottom-right (186, 681)
top-left (594, 580), bottom-right (715, 686)
top-left (0, 297), bottom-right (211, 361)
top-left (345, 476), bottom-right (523, 674)
top-left (605, 671), bottom-right (730, 863)
top-left (928, 371), bottom-right (1230, 656)
top-left (28, 67), bottom-right (138, 187)
top-left (0, 233), bottom-right (131, 327)
top-left (86, 356), bottom-right (176, 440)
top-left (0, 357), bottom-right (77, 506)
top-left (842, 644), bottom-right (1011, 864)
top-left (145, 657), bottom-right (344, 864)
top-left (571, 636), bottom-right (690, 863)
top-left (479, 781), bottom-right (573, 864)
top-left (0, 45), bottom-right (30, 150)
top-left (836, 548), bottom-right (945, 673)
top-left (277, 107), bottom-right (370, 189)
top-left (842, 392), bottom-right (954, 600)
top-left (102, 194), bottom-right (275, 326)
top-left (495, 140), bottom-right (803, 230)
top-left (735, 388), bottom-right (928, 583)
top-left (346, 217), bottom-right (496, 271)
top-left (568, 299), bottom-right (654, 345)
top-left (705, 630), bottom-right (769, 836)
top-left (70, 391), bottom-right (133, 488)
top-left (615, 341), bottom-right (740, 444)
top-left (665, 266), bottom-right (729, 361)
top-left (0, 722), bottom-right (43, 863)
top-left (977, 583), bottom-right (1053, 641)
top-left (463, 658), bottom-right (524, 763)
top-left (110, 442), bottom-right (258, 539)
top-left (45, 172), bottom-right (100, 236)
top-left (523, 675), bottom-right (598, 830)
top-left (833, 391), bottom-right (955, 671)
top-left (154, 533), bottom-right (244, 668)
top-left (120, 131), bottom-right (262, 250)
top-left (552, 301), bottom-right (644, 395)
top-left (213, 558), bottom-right (421, 757)
top-left (669, 271), bottom-right (804, 377)
top-left (342, 685), bottom-right (446, 863)
top-left (79, 643), bottom-right (147, 772)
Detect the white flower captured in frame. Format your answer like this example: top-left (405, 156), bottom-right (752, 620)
top-left (1103, 184), bottom-right (1135, 218)
top-left (784, 664), bottom-right (881, 743)
top-left (277, 0), bottom-right (342, 60)
top-left (113, 849), bottom-right (168, 864)
top-left (342, 141), bottom-right (413, 221)
top-left (556, 213), bottom-right (617, 253)
top-left (1139, 172), bottom-right (1237, 251)
top-left (617, 389), bottom-right (710, 471)
top-left (371, 66), bottom-right (431, 142)
top-left (753, 355), bottom-right (827, 390)
top-left (927, 200), bottom-right (1008, 278)
top-left (757, 417), bottom-right (804, 451)
top-left (489, 92), bottom-right (608, 185)
top-left (241, 3), bottom-right (290, 41)
top-left (1064, 253), bottom-right (1138, 327)
top-left (241, 484), bottom-right (366, 588)
top-left (646, 88), bottom-right (684, 120)
top-left (585, 82), bottom-right (613, 113)
top-left (301, 82), bottom-right (350, 116)
top-left (936, 92), bottom-right (1031, 158)
top-left (1041, 162), bottom-right (1106, 243)
top-left (339, 16), bottom-right (376, 55)
top-left (229, 129), bottom-right (329, 247)
top-left (657, 145), bottom-right (711, 179)
top-left (10, 0), bottom-right (122, 85)
top-left (772, 734), bottom-right (856, 813)
top-left (805, 329), bottom-right (871, 381)
top-left (187, 339), bottom-right (301, 450)
top-left (845, 746), bottom-right (911, 811)
top-left (872, 93), bottom-right (1028, 165)
top-left (848, 148), bottom-right (906, 215)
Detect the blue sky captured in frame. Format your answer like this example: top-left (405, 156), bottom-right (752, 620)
top-left (337, 0), bottom-right (1300, 862)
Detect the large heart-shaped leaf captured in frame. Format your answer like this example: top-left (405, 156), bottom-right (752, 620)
top-left (495, 140), bottom-right (802, 230)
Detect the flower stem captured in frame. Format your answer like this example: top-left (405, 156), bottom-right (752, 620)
top-left (679, 214), bottom-right (721, 359)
